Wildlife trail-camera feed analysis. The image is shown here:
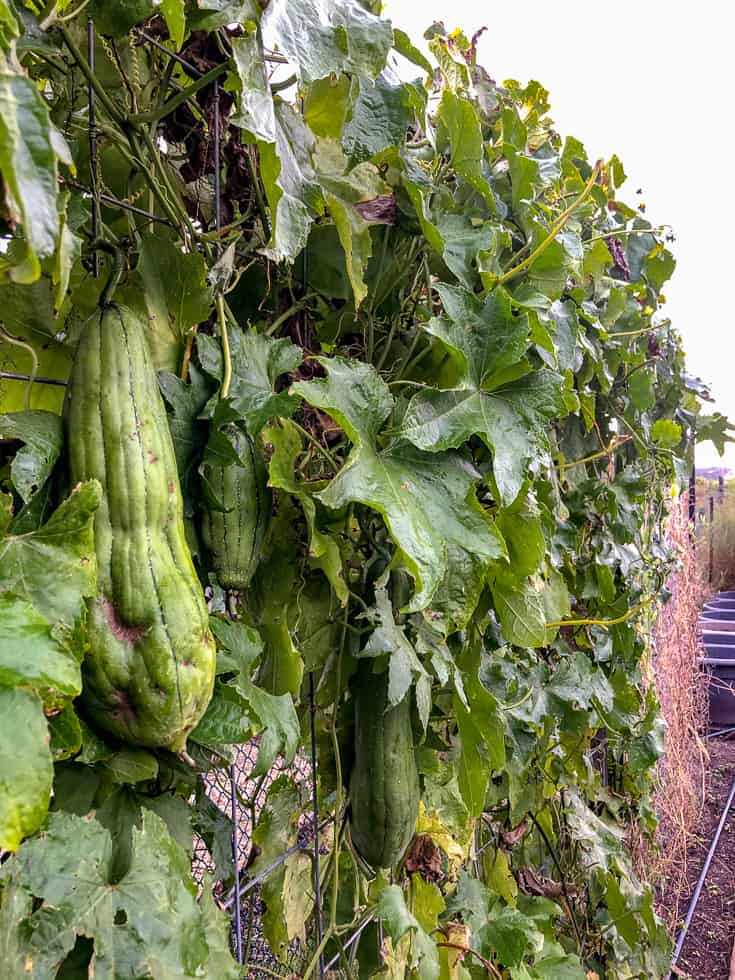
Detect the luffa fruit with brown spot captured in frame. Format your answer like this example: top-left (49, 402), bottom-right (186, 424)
top-left (64, 301), bottom-right (215, 750)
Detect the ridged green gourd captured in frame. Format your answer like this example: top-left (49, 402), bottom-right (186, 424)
top-left (201, 426), bottom-right (270, 591)
top-left (64, 302), bottom-right (216, 751)
top-left (349, 660), bottom-right (420, 869)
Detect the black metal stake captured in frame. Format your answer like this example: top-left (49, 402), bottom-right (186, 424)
top-left (309, 672), bottom-right (325, 979)
top-left (0, 372), bottom-right (66, 386)
top-left (212, 76), bottom-right (244, 963)
top-left (87, 18), bottom-right (99, 278)
top-left (709, 494), bottom-right (715, 585)
top-left (229, 763), bottom-right (244, 964)
top-left (301, 163), bottom-right (324, 976)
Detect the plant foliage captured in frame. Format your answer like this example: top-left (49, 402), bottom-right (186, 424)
top-left (0, 2), bottom-right (728, 978)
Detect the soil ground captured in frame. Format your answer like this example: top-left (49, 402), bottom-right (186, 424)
top-left (674, 737), bottom-right (735, 980)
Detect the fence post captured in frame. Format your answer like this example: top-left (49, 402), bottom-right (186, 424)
top-left (709, 494), bottom-right (715, 585)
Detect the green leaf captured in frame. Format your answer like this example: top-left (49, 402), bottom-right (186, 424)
top-left (0, 489), bottom-right (12, 533)
top-left (0, 480), bottom-right (99, 627)
top-left (530, 954), bottom-right (588, 979)
top-left (495, 498), bottom-right (546, 584)
top-left (102, 747), bottom-right (159, 785)
top-left (360, 585), bottom-right (431, 727)
top-left (377, 884), bottom-right (440, 980)
top-left (293, 358), bottom-right (505, 621)
top-left (188, 0), bottom-right (258, 31)
top-left (392, 28), bottom-right (433, 74)
top-left (261, 0), bottom-right (392, 84)
top-left (0, 409), bottom-right (62, 503)
top-left (401, 159), bottom-right (500, 289)
top-left (161, 0), bottom-right (186, 49)
top-left (260, 101), bottom-right (323, 263)
top-left (436, 91), bottom-right (493, 207)
top-left (204, 619), bottom-right (299, 775)
top-left (0, 593), bottom-right (81, 704)
top-left (0, 688), bottom-right (53, 851)
top-left (250, 778), bottom-right (313, 959)
top-left (235, 672), bottom-right (300, 775)
top-left (304, 74), bottom-right (354, 139)
top-left (48, 703), bottom-right (82, 762)
top-left (628, 367), bottom-right (655, 412)
top-left (191, 679), bottom-right (254, 747)
top-left (427, 284), bottom-right (531, 387)
top-left (230, 23), bottom-right (276, 143)
top-left (158, 362), bottom-right (213, 485)
top-left (343, 74), bottom-right (412, 165)
top-left (402, 369), bottom-right (564, 506)
top-left (0, 57), bottom-right (60, 282)
top-left (651, 418), bottom-right (682, 449)
top-left (485, 848), bottom-right (518, 907)
top-left (53, 191), bottom-right (83, 312)
top-left (316, 139), bottom-right (394, 306)
top-left (197, 328), bottom-right (302, 433)
top-left (2, 808), bottom-right (240, 978)
top-left (483, 906), bottom-right (543, 967)
top-left (696, 412), bottom-right (735, 455)
top-left (119, 234), bottom-right (213, 372)
top-left (89, 0), bottom-right (154, 36)
top-left (490, 578), bottom-right (547, 647)
top-left (412, 876), bottom-right (445, 934)
top-left (0, 1), bottom-right (19, 49)
top-left (454, 645), bottom-right (505, 817)
top-left (399, 284), bottom-right (564, 504)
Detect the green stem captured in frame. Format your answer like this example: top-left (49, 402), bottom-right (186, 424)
top-left (0, 328), bottom-right (38, 410)
top-left (289, 419), bottom-right (340, 470)
top-left (265, 297), bottom-right (315, 337)
top-left (546, 596), bottom-right (652, 630)
top-left (556, 435), bottom-right (631, 472)
top-left (271, 73), bottom-right (297, 93)
top-left (529, 813), bottom-right (584, 953)
top-left (245, 145), bottom-right (271, 241)
top-left (58, 24), bottom-right (126, 125)
top-left (243, 964), bottom-right (283, 979)
top-left (329, 607), bottom-right (350, 929)
top-left (587, 226), bottom-right (667, 243)
top-left (375, 315), bottom-right (400, 373)
top-left (301, 928), bottom-right (335, 980)
top-left (129, 63), bottom-right (229, 125)
top-left (216, 294), bottom-right (232, 399)
top-left (497, 162), bottom-right (601, 287)
top-left (609, 319), bottom-right (669, 339)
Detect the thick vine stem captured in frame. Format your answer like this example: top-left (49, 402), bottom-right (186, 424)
top-left (89, 240), bottom-right (125, 306)
top-left (546, 595), bottom-right (654, 630)
top-left (216, 294), bottom-right (232, 398)
top-left (129, 62), bottom-right (229, 125)
top-left (497, 161), bottom-right (602, 287)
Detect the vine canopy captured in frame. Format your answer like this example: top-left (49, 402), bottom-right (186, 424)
top-left (0, 2), bottom-right (731, 979)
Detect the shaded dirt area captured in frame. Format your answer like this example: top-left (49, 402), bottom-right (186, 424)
top-left (674, 737), bottom-right (735, 980)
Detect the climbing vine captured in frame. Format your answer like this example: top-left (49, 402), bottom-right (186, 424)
top-left (0, 2), bottom-right (732, 978)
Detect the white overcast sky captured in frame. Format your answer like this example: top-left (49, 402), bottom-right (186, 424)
top-left (383, 0), bottom-right (735, 469)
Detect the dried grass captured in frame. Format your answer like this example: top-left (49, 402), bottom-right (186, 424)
top-left (646, 494), bottom-right (708, 931)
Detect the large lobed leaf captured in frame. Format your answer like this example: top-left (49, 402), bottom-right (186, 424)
top-left (0, 809), bottom-right (240, 978)
top-left (293, 357), bottom-right (506, 621)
